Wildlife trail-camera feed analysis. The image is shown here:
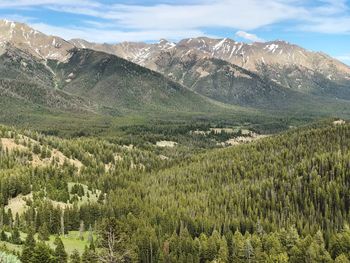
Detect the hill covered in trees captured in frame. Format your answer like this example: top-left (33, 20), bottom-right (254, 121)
top-left (0, 121), bottom-right (350, 262)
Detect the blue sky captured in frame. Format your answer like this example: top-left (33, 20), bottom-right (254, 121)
top-left (0, 0), bottom-right (349, 65)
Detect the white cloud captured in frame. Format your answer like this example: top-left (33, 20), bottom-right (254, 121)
top-left (47, 0), bottom-right (305, 31)
top-left (235, 31), bottom-right (265, 42)
top-left (0, 0), bottom-right (99, 8)
top-left (0, 0), bottom-right (350, 43)
top-left (29, 22), bottom-right (206, 43)
top-left (298, 17), bottom-right (350, 34)
top-left (1, 14), bottom-right (34, 23)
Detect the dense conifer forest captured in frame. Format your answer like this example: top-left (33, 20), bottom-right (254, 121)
top-left (0, 121), bottom-right (350, 262)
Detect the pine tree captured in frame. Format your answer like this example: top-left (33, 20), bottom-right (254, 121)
top-left (217, 237), bottom-right (229, 263)
top-left (11, 227), bottom-right (22, 244)
top-left (21, 228), bottom-right (36, 263)
top-left (330, 225), bottom-right (350, 259)
top-left (32, 242), bottom-right (54, 263)
top-left (38, 222), bottom-right (50, 241)
top-left (244, 239), bottom-right (254, 263)
top-left (232, 231), bottom-right (245, 261)
top-left (14, 213), bottom-right (20, 228)
top-left (54, 236), bottom-right (68, 263)
top-left (82, 245), bottom-right (97, 263)
top-left (7, 209), bottom-right (13, 228)
top-left (0, 229), bottom-right (7, 241)
top-left (70, 249), bottom-right (81, 263)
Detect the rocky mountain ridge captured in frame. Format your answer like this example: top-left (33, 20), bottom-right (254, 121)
top-left (0, 19), bottom-right (350, 117)
top-left (0, 19), bottom-right (73, 61)
top-left (70, 35), bottom-right (350, 102)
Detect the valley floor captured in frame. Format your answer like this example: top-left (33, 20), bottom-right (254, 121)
top-left (0, 118), bottom-right (350, 262)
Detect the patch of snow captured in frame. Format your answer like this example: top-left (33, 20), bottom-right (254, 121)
top-left (79, 41), bottom-right (86, 48)
top-left (229, 46), bottom-right (237, 58)
top-left (47, 52), bottom-right (61, 59)
top-left (271, 79), bottom-right (281, 85)
top-left (264, 44), bottom-right (279, 53)
top-left (213, 38), bottom-right (227, 51)
top-left (298, 51), bottom-right (307, 58)
top-left (167, 42), bottom-right (176, 49)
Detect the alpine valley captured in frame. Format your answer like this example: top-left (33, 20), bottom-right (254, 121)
top-left (1, 18), bottom-right (350, 263)
top-left (0, 19), bottom-right (350, 130)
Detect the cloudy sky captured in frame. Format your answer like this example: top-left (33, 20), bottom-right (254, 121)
top-left (0, 0), bottom-right (349, 64)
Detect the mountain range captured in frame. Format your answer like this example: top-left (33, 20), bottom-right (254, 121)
top-left (72, 37), bottom-right (350, 104)
top-left (0, 19), bottom-right (350, 124)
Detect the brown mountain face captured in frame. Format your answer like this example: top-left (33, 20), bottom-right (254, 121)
top-left (2, 19), bottom-right (349, 96)
top-left (0, 20), bottom-right (73, 61)
top-left (2, 19), bottom-right (349, 89)
top-left (176, 38), bottom-right (350, 75)
top-left (70, 38), bottom-right (176, 71)
top-left (70, 36), bottom-right (350, 99)
top-left (70, 36), bottom-right (350, 76)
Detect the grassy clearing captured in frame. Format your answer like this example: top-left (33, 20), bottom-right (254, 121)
top-left (5, 182), bottom-right (100, 219)
top-left (47, 231), bottom-right (95, 255)
top-left (1, 230), bottom-right (95, 256)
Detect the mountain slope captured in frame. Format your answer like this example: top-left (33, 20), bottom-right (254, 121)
top-left (72, 37), bottom-right (350, 102)
top-left (48, 48), bottom-right (222, 113)
top-left (0, 20), bottom-right (225, 116)
top-left (0, 42), bottom-right (92, 111)
top-left (146, 51), bottom-right (350, 114)
top-left (154, 54), bottom-right (294, 108)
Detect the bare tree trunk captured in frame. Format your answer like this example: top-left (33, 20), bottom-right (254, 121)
top-left (60, 211), bottom-right (65, 237)
top-left (98, 227), bottom-right (133, 263)
top-left (79, 220), bottom-right (85, 240)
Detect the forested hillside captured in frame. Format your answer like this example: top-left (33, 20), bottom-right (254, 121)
top-left (0, 121), bottom-right (350, 262)
top-left (0, 43), bottom-right (92, 112)
top-left (48, 48), bottom-right (221, 113)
